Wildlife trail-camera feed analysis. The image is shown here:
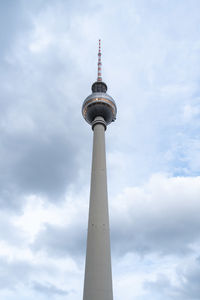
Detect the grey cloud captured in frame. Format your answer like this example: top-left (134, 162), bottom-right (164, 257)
top-left (111, 213), bottom-right (200, 257)
top-left (144, 256), bottom-right (200, 300)
top-left (32, 281), bottom-right (69, 296)
top-left (12, 132), bottom-right (77, 197)
top-left (32, 222), bottom-right (86, 258)
top-left (144, 274), bottom-right (175, 299)
top-left (0, 0), bottom-right (93, 209)
top-left (0, 126), bottom-right (79, 208)
top-left (0, 259), bottom-right (32, 290)
top-left (177, 257), bottom-right (200, 300)
top-left (0, 1), bottom-right (29, 58)
top-left (0, 213), bottom-right (26, 245)
top-left (110, 175), bottom-right (200, 257)
top-left (0, 257), bottom-right (74, 299)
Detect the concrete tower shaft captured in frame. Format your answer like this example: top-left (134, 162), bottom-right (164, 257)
top-left (83, 116), bottom-right (113, 300)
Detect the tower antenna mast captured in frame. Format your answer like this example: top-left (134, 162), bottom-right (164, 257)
top-left (97, 39), bottom-right (102, 82)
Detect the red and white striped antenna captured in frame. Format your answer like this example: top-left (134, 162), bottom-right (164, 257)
top-left (97, 39), bottom-right (102, 82)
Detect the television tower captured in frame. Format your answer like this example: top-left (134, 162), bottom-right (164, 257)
top-left (82, 40), bottom-right (117, 300)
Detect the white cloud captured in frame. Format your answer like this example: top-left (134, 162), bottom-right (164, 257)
top-left (110, 174), bottom-right (200, 299)
top-left (111, 174), bottom-right (200, 256)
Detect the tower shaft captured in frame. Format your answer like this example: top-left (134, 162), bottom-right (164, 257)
top-left (83, 117), bottom-right (113, 300)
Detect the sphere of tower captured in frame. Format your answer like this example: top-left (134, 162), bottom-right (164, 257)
top-left (82, 81), bottom-right (117, 125)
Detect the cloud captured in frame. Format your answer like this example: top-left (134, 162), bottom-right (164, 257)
top-left (33, 222), bottom-right (86, 258)
top-left (178, 257), bottom-right (200, 299)
top-left (0, 258), bottom-right (38, 291)
top-left (111, 174), bottom-right (200, 256)
top-left (0, 213), bottom-right (26, 246)
top-left (0, 120), bottom-right (80, 208)
top-left (0, 256), bottom-right (76, 299)
top-left (32, 281), bottom-right (69, 296)
top-left (0, 1), bottom-right (30, 58)
top-left (0, 0), bottom-right (94, 208)
top-left (144, 256), bottom-right (200, 300)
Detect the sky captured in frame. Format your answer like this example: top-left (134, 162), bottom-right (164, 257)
top-left (0, 0), bottom-right (200, 299)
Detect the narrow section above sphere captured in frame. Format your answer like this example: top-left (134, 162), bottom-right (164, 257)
top-left (82, 40), bottom-right (117, 126)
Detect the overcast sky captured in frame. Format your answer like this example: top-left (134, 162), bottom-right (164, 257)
top-left (1, 0), bottom-right (200, 299)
